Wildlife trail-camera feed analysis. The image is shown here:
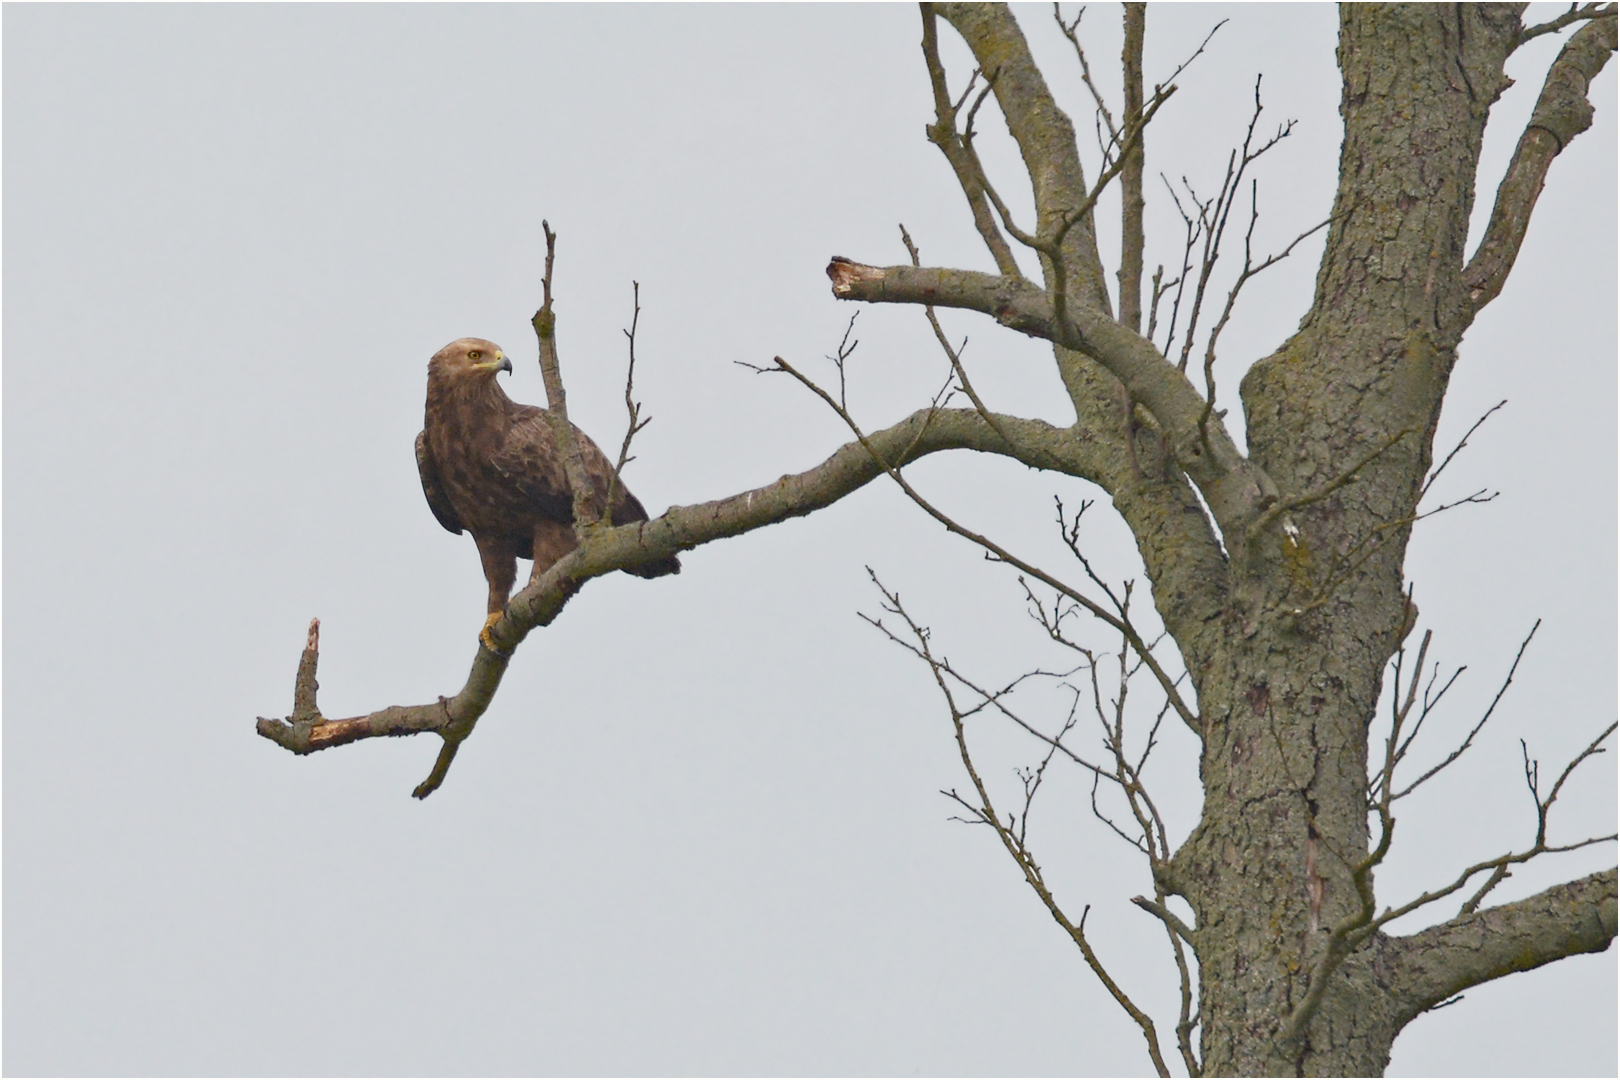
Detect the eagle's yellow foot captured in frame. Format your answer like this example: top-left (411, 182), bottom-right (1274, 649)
top-left (479, 612), bottom-right (504, 652)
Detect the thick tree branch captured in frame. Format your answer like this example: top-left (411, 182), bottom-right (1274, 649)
top-left (1283, 720), bottom-right (1616, 1040)
top-left (1388, 868), bottom-right (1618, 1023)
top-left (1462, 12), bottom-right (1617, 315)
top-left (827, 258), bottom-right (1275, 537)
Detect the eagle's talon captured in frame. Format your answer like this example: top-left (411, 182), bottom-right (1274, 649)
top-left (479, 612), bottom-right (504, 653)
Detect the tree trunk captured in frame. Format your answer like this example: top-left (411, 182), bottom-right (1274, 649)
top-left (1169, 6), bottom-right (1608, 1074)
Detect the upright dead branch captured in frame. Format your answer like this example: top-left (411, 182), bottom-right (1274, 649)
top-left (532, 222), bottom-right (604, 531)
top-left (1118, 3), bottom-right (1146, 333)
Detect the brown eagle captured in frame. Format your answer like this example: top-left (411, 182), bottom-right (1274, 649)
top-left (416, 337), bottom-right (680, 646)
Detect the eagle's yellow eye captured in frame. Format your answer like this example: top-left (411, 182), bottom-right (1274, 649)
top-left (468, 350), bottom-right (482, 360)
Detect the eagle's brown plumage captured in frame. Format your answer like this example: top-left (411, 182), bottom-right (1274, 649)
top-left (417, 337), bottom-right (679, 641)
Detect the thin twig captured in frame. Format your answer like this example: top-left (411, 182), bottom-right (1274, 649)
top-left (1173, 77), bottom-right (1296, 375)
top-left (1517, 2), bottom-right (1614, 49)
top-left (1197, 192), bottom-right (1330, 449)
top-left (1421, 400), bottom-right (1506, 500)
top-left (900, 224), bottom-right (1017, 451)
top-left (602, 282), bottom-right (653, 518)
top-left (1132, 895), bottom-right (1196, 945)
top-left (1390, 622), bottom-right (1540, 801)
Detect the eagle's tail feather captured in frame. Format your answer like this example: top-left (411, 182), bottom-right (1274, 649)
top-left (624, 555), bottom-right (681, 579)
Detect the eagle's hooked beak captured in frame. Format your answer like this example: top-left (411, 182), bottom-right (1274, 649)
top-left (496, 354), bottom-right (512, 375)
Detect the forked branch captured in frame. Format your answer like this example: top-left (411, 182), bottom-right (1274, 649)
top-left (1516, 3), bottom-right (1615, 49)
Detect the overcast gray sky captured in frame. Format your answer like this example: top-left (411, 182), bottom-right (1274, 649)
top-left (5, 4), bottom-right (1614, 1076)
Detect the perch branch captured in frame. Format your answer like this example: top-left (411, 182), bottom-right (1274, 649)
top-left (256, 405), bottom-right (1090, 796)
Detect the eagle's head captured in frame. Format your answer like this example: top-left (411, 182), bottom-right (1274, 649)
top-left (429, 337), bottom-right (513, 384)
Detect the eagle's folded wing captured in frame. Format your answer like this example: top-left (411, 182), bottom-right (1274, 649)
top-left (415, 429), bottom-right (465, 535)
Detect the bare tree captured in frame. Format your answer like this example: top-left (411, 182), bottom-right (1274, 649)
top-left (257, 5), bottom-right (1616, 1074)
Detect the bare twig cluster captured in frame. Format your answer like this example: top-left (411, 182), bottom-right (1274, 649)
top-left (761, 336), bottom-right (1200, 736)
top-left (861, 559), bottom-right (1198, 1077)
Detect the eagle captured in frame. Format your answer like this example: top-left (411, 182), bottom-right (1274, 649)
top-left (416, 337), bottom-right (680, 647)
